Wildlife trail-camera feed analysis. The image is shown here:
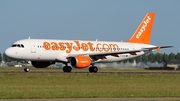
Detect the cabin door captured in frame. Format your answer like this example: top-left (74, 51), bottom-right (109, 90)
top-left (30, 41), bottom-right (36, 53)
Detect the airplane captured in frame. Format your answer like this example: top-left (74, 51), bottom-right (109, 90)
top-left (5, 12), bottom-right (172, 72)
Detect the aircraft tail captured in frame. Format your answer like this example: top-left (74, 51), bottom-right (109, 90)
top-left (127, 12), bottom-right (155, 44)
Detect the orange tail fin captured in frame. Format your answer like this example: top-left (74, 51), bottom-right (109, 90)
top-left (127, 12), bottom-right (155, 44)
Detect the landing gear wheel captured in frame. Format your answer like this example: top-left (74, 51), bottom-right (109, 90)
top-left (89, 66), bottom-right (98, 73)
top-left (63, 66), bottom-right (72, 72)
top-left (24, 67), bottom-right (30, 72)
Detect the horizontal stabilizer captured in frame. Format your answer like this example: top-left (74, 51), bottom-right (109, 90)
top-left (143, 46), bottom-right (173, 52)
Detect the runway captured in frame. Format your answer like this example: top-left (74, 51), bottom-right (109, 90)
top-left (1, 70), bottom-right (180, 74)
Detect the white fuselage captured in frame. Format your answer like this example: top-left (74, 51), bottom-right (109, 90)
top-left (5, 39), bottom-right (156, 62)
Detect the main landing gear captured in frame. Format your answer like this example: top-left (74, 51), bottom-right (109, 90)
top-left (89, 66), bottom-right (98, 73)
top-left (63, 64), bottom-right (98, 73)
top-left (63, 66), bottom-right (72, 72)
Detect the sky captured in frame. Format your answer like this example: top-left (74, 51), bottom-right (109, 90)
top-left (0, 0), bottom-right (179, 54)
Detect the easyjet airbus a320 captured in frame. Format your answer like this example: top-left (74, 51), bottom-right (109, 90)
top-left (5, 12), bottom-right (172, 72)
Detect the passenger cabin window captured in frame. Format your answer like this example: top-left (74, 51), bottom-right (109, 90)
top-left (11, 44), bottom-right (25, 48)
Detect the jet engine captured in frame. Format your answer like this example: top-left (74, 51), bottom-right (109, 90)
top-left (70, 56), bottom-right (91, 68)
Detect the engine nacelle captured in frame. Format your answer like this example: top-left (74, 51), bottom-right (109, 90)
top-left (70, 56), bottom-right (91, 68)
top-left (31, 61), bottom-right (54, 68)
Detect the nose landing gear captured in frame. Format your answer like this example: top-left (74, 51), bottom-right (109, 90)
top-left (24, 61), bottom-right (30, 72)
top-left (24, 67), bottom-right (30, 72)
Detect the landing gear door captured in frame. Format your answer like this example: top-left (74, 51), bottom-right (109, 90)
top-left (30, 41), bottom-right (36, 53)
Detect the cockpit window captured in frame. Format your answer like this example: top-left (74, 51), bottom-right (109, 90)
top-left (17, 44), bottom-right (21, 47)
top-left (21, 44), bottom-right (24, 48)
top-left (11, 44), bottom-right (25, 48)
top-left (12, 44), bottom-right (17, 47)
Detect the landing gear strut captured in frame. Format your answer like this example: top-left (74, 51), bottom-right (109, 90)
top-left (89, 66), bottom-right (98, 73)
top-left (24, 61), bottom-right (31, 72)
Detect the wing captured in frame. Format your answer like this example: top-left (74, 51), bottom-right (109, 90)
top-left (67, 45), bottom-right (173, 61)
top-left (67, 49), bottom-right (146, 62)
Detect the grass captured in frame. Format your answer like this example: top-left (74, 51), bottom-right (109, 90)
top-left (0, 67), bottom-right (180, 99)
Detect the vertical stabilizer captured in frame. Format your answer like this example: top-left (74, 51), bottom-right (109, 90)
top-left (127, 12), bottom-right (155, 44)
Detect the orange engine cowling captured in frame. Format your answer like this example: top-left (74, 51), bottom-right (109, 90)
top-left (70, 56), bottom-right (91, 68)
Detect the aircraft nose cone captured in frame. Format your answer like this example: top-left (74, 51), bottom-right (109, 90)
top-left (5, 48), bottom-right (13, 58)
